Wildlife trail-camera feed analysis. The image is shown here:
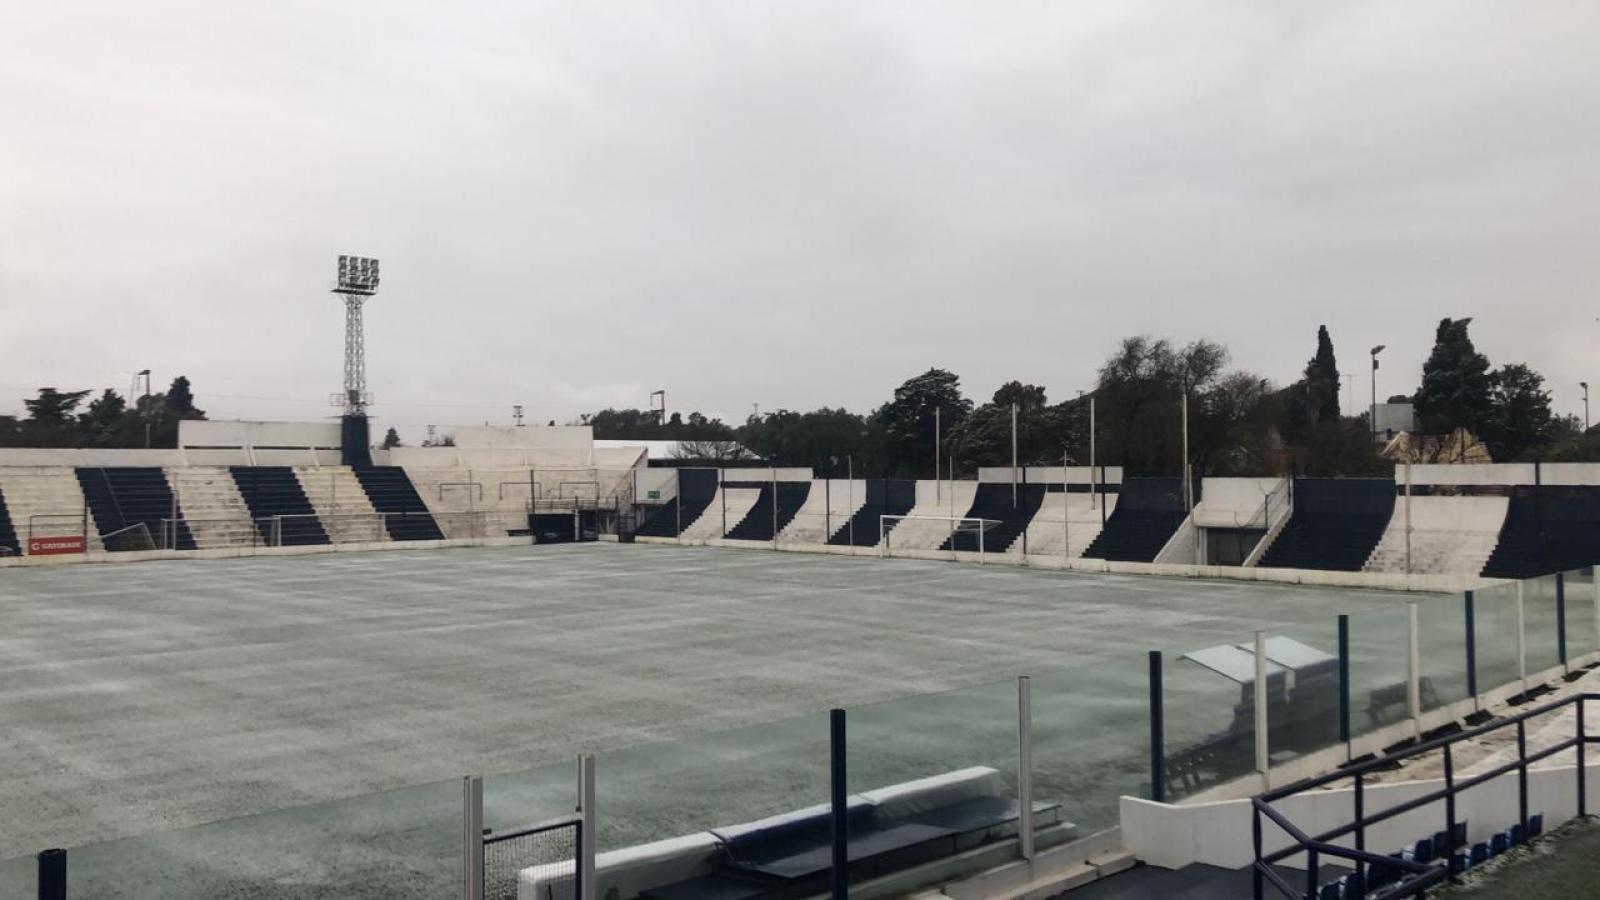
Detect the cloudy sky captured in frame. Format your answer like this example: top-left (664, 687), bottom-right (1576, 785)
top-left (3, 2), bottom-right (1596, 438)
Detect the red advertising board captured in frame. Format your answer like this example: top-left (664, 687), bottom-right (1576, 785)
top-left (28, 535), bottom-right (86, 556)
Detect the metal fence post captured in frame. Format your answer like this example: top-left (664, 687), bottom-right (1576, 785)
top-left (1516, 581), bottom-right (1528, 698)
top-left (463, 775), bottom-right (484, 900)
top-left (1254, 631), bottom-right (1269, 783)
top-left (1465, 591), bottom-right (1478, 704)
top-left (1408, 600), bottom-right (1422, 740)
top-left (1017, 675), bottom-right (1034, 861)
top-left (1557, 572), bottom-right (1568, 671)
top-left (1338, 615), bottom-right (1351, 751)
top-left (1148, 650), bottom-right (1165, 803)
top-left (1516, 720), bottom-right (1529, 832)
top-left (1444, 744), bottom-right (1458, 879)
top-left (830, 708), bottom-right (848, 900)
top-left (1579, 696), bottom-right (1588, 819)
top-left (38, 848), bottom-right (65, 900)
top-left (578, 755), bottom-right (596, 900)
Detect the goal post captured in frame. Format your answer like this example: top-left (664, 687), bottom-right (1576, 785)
top-left (878, 514), bottom-right (1000, 562)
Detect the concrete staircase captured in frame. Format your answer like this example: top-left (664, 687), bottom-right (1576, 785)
top-left (0, 467), bottom-right (102, 552)
top-left (170, 467), bottom-right (262, 549)
top-left (294, 466), bottom-right (386, 544)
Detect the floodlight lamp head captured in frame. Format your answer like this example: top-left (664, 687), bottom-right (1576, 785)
top-left (1371, 345), bottom-right (1386, 356)
top-left (335, 255), bottom-right (380, 295)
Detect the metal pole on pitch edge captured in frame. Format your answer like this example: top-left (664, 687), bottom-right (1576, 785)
top-left (38, 848), bottom-right (66, 900)
top-left (1017, 676), bottom-right (1035, 860)
top-left (1338, 615), bottom-right (1351, 751)
top-left (1148, 651), bottom-right (1165, 803)
top-left (1465, 591), bottom-right (1478, 705)
top-left (1557, 572), bottom-right (1568, 672)
top-left (830, 708), bottom-right (848, 899)
top-left (463, 776), bottom-right (484, 900)
top-left (1254, 631), bottom-right (1269, 783)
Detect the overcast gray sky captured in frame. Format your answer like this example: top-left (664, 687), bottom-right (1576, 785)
top-left (3, 2), bottom-right (1597, 438)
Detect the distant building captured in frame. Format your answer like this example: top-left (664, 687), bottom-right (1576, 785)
top-left (1381, 426), bottom-right (1492, 464)
top-left (1371, 402), bottom-right (1415, 444)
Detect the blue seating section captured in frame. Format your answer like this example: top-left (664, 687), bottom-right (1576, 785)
top-left (828, 480), bottom-right (916, 547)
top-left (229, 467), bottom-right (329, 546)
top-left (1257, 479), bottom-right (1394, 571)
top-left (942, 483), bottom-right (1047, 553)
top-left (1082, 478), bottom-right (1188, 562)
top-left (636, 469), bottom-right (720, 537)
top-left (1317, 816), bottom-right (1542, 898)
top-left (724, 481), bottom-right (811, 541)
top-left (1481, 486), bottom-right (1600, 579)
top-left (0, 484), bottom-right (16, 555)
top-left (351, 467), bottom-right (444, 541)
top-left (75, 467), bottom-right (196, 551)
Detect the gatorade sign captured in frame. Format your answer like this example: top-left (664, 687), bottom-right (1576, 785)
top-left (28, 536), bottom-right (85, 555)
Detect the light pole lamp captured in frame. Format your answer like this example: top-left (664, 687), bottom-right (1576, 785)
top-left (1369, 345), bottom-right (1386, 445)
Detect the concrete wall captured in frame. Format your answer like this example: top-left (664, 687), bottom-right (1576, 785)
top-left (1190, 478), bottom-right (1282, 529)
top-left (0, 448), bottom-right (190, 467)
top-left (382, 446), bottom-right (595, 468)
top-left (1122, 762), bottom-right (1599, 871)
top-left (179, 420), bottom-right (341, 450)
top-left (449, 425), bottom-right (594, 450)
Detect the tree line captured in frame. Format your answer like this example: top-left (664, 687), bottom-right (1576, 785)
top-left (582, 319), bottom-right (1594, 475)
top-left (0, 377), bottom-right (206, 449)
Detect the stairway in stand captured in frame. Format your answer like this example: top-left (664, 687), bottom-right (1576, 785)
top-left (76, 467), bottom-right (196, 551)
top-left (724, 482), bottom-right (812, 541)
top-left (0, 468), bottom-right (102, 553)
top-left (828, 480), bottom-right (916, 547)
top-left (942, 483), bottom-right (1047, 553)
top-left (230, 467), bottom-right (330, 546)
top-left (293, 466), bottom-right (386, 544)
top-left (1082, 478), bottom-right (1187, 563)
top-left (171, 467), bottom-right (261, 548)
top-left (0, 482), bottom-right (17, 555)
top-left (352, 467), bottom-right (445, 541)
top-left (1257, 479), bottom-right (1394, 572)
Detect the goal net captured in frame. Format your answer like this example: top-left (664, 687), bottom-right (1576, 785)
top-left (878, 515), bottom-right (1000, 559)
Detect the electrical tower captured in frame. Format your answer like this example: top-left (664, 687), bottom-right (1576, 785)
top-left (332, 255), bottom-right (379, 415)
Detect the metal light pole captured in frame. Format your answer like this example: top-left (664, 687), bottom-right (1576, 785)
top-left (1089, 397), bottom-right (1097, 513)
top-left (137, 368), bottom-right (152, 449)
top-left (1180, 391), bottom-right (1191, 512)
top-left (1011, 403), bottom-right (1019, 507)
top-left (650, 389), bottom-right (666, 426)
top-left (1370, 345), bottom-right (1386, 445)
top-left (332, 255), bottom-right (379, 416)
top-left (934, 407), bottom-right (941, 501)
top-left (1582, 382), bottom-right (1590, 432)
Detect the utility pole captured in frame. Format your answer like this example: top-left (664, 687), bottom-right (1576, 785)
top-left (934, 407), bottom-right (941, 502)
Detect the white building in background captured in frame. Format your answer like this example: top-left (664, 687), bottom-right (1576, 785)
top-left (1372, 402), bottom-right (1415, 442)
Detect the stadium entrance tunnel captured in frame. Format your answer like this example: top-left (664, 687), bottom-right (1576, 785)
top-left (530, 510), bottom-right (597, 544)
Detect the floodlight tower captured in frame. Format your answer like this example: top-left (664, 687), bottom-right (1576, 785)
top-left (333, 255), bottom-right (380, 466)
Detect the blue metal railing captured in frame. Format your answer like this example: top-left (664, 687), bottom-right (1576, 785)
top-left (1252, 691), bottom-right (1596, 900)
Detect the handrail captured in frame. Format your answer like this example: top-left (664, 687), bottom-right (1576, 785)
top-left (1254, 691), bottom-right (1596, 900)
